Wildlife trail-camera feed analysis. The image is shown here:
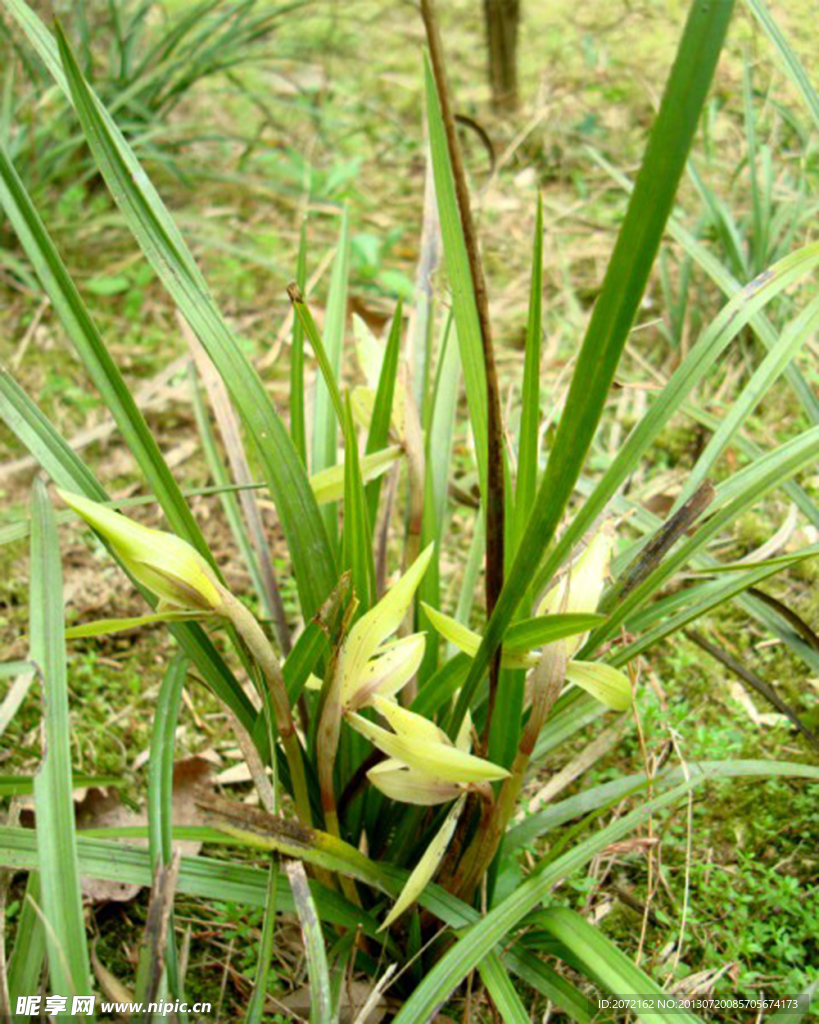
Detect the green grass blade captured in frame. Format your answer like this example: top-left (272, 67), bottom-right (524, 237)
top-left (29, 479), bottom-right (94, 1011)
top-left (0, 829), bottom-right (382, 938)
top-left (391, 779), bottom-right (722, 1023)
top-left (245, 858), bottom-right (279, 1024)
top-left (478, 952), bottom-right (531, 1024)
top-left (290, 220), bottom-right (308, 464)
top-left (342, 393), bottom-right (375, 611)
top-left (364, 300), bottom-right (402, 529)
top-left (6, 873), bottom-right (46, 1012)
top-left (529, 240), bottom-right (819, 602)
top-left (451, 0), bottom-right (736, 734)
top-left (424, 55), bottom-right (488, 498)
top-left (0, 0), bottom-right (205, 286)
top-left (535, 908), bottom-right (695, 1023)
top-left (147, 655), bottom-right (189, 1008)
top-left (311, 212), bottom-right (349, 540)
top-left (285, 860), bottom-right (334, 1024)
top-left (514, 195), bottom-right (543, 558)
top-left (0, 144), bottom-right (212, 563)
top-left (676, 293), bottom-right (819, 509)
top-left (505, 758), bottom-right (819, 852)
top-left (745, 0), bottom-right (819, 129)
top-left (594, 426), bottom-right (819, 648)
top-left (51, 21), bottom-right (336, 619)
top-left (592, 151), bottom-right (819, 425)
top-left (0, 372), bottom-right (258, 735)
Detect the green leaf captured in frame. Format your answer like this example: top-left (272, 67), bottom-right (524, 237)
top-left (745, 0), bottom-right (819, 129)
top-left (290, 219), bottom-right (309, 464)
top-left (450, 0), bottom-right (737, 735)
top-left (0, 371), bottom-right (258, 736)
top-left (65, 611), bottom-right (206, 639)
top-left (29, 479), bottom-right (94, 1010)
top-left (311, 211), bottom-right (349, 541)
top-left (147, 655), bottom-right (188, 1004)
top-left (365, 301), bottom-right (402, 528)
top-left (0, 774), bottom-right (120, 797)
top-left (594, 426), bottom-right (819, 650)
top-left (285, 860), bottom-right (334, 1024)
top-left (675, 293), bottom-right (819, 509)
top-left (478, 951), bottom-right (532, 1024)
top-left (424, 55), bottom-right (488, 499)
top-left (7, 873), bottom-right (46, 1012)
top-left (52, 19), bottom-right (336, 619)
top-left (341, 392), bottom-right (375, 611)
top-left (390, 776), bottom-right (737, 1023)
top-left (535, 908), bottom-right (699, 1024)
top-left (0, 146), bottom-right (212, 562)
top-left (505, 758), bottom-right (819, 853)
top-left (529, 240), bottom-right (819, 607)
top-left (514, 195), bottom-right (543, 558)
top-left (245, 859), bottom-right (279, 1024)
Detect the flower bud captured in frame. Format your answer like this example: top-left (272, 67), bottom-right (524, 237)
top-left (58, 490), bottom-right (223, 612)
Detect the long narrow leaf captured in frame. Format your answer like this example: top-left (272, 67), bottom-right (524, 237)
top-left (450, 0), bottom-right (736, 733)
top-left (29, 479), bottom-right (94, 1010)
top-left (47, 18), bottom-right (335, 618)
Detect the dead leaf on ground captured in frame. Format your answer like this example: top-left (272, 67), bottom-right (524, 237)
top-left (277, 979), bottom-right (391, 1024)
top-left (73, 756), bottom-right (213, 902)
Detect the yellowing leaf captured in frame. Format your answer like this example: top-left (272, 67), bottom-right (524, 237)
top-left (59, 490), bottom-right (222, 611)
top-left (565, 661), bottom-right (632, 710)
top-left (379, 794), bottom-right (466, 930)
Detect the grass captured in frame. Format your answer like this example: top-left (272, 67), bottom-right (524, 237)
top-left (1, 0), bottom-right (818, 1020)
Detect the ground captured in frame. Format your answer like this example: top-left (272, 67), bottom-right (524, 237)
top-left (0, 0), bottom-right (817, 1019)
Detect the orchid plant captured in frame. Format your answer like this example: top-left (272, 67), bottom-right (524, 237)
top-left (3, 0), bottom-right (819, 1020)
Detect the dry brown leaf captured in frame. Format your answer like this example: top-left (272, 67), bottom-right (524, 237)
top-left (75, 756), bottom-right (213, 902)
top-left (278, 980), bottom-right (390, 1024)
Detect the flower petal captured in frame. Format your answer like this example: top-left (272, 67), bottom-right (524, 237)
top-left (379, 795), bottom-right (466, 930)
top-left (347, 712), bottom-right (509, 783)
top-left (341, 544), bottom-right (434, 694)
top-left (538, 526), bottom-right (614, 619)
top-left (342, 634), bottom-right (426, 710)
top-left (367, 759), bottom-right (462, 806)
top-left (565, 660), bottom-right (632, 710)
top-left (421, 603), bottom-right (536, 669)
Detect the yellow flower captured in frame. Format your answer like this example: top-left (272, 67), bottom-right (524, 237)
top-left (348, 696), bottom-right (509, 786)
top-left (58, 490), bottom-right (223, 612)
top-left (366, 713), bottom-right (476, 806)
top-left (339, 544), bottom-right (433, 713)
top-left (422, 525), bottom-right (632, 712)
top-left (537, 524), bottom-right (615, 655)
